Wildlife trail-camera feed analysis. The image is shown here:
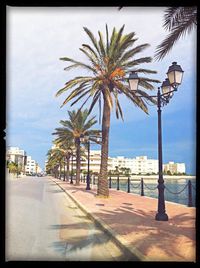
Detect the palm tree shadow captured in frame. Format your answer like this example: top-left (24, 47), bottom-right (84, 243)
top-left (93, 206), bottom-right (195, 261)
top-left (48, 221), bottom-right (138, 261)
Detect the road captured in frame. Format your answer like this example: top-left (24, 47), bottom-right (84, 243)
top-left (6, 176), bottom-right (130, 261)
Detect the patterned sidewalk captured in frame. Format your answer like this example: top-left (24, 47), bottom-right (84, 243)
top-left (51, 177), bottom-right (196, 262)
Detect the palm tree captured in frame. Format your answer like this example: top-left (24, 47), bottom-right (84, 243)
top-left (46, 153), bottom-right (59, 178)
top-left (155, 6), bottom-right (197, 60)
top-left (53, 138), bottom-right (75, 181)
top-left (56, 25), bottom-right (159, 197)
top-left (52, 109), bottom-right (100, 185)
top-left (7, 161), bottom-right (18, 175)
top-left (46, 147), bottom-right (65, 179)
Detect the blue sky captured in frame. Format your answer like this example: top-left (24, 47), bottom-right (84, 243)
top-left (6, 7), bottom-right (196, 174)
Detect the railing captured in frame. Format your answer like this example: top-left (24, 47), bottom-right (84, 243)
top-left (79, 175), bottom-right (196, 207)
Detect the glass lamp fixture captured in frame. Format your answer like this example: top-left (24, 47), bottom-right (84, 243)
top-left (161, 78), bottom-right (174, 99)
top-left (80, 134), bottom-right (85, 143)
top-left (96, 137), bottom-right (100, 142)
top-left (128, 71), bottom-right (139, 91)
top-left (167, 62), bottom-right (184, 87)
top-left (84, 135), bottom-right (89, 141)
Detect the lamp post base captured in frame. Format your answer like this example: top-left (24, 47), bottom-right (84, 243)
top-left (86, 186), bottom-right (91, 190)
top-left (155, 212), bottom-right (168, 221)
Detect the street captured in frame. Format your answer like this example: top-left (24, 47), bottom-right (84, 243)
top-left (6, 176), bottom-right (128, 261)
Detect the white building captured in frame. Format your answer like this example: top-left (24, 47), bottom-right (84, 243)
top-left (46, 147), bottom-right (186, 175)
top-left (81, 150), bottom-right (113, 173)
top-left (110, 155), bottom-right (158, 175)
top-left (134, 156), bottom-right (158, 175)
top-left (81, 153), bottom-right (158, 175)
top-left (163, 161), bottom-right (186, 174)
top-left (25, 156), bottom-right (42, 174)
top-left (6, 146), bottom-right (27, 172)
top-left (111, 156), bottom-right (135, 173)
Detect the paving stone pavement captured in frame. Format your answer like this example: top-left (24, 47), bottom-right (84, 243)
top-left (51, 177), bottom-right (196, 262)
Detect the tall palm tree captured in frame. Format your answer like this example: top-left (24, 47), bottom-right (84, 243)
top-left (155, 6), bottom-right (197, 60)
top-left (46, 151), bottom-right (59, 178)
top-left (46, 147), bottom-right (65, 179)
top-left (53, 138), bottom-right (75, 181)
top-left (56, 25), bottom-right (159, 197)
top-left (52, 109), bottom-right (100, 185)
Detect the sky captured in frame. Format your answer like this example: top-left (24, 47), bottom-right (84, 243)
top-left (6, 7), bottom-right (197, 174)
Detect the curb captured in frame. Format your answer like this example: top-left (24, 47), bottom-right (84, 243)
top-left (52, 178), bottom-right (149, 261)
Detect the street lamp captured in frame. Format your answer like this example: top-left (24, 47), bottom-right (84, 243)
top-left (70, 154), bottom-right (74, 184)
top-left (80, 134), bottom-right (91, 190)
top-left (80, 134), bottom-right (102, 190)
top-left (128, 62), bottom-right (184, 221)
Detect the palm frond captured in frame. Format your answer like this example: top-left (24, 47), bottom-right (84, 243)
top-left (68, 89), bottom-right (91, 108)
top-left (88, 90), bottom-right (101, 115)
top-left (98, 31), bottom-right (106, 58)
top-left (131, 68), bottom-right (157, 75)
top-left (109, 24), bottom-right (125, 58)
top-left (106, 24), bottom-right (109, 54)
top-left (155, 6), bottom-right (197, 61)
top-left (120, 44), bottom-right (150, 63)
top-left (82, 44), bottom-right (100, 63)
top-left (79, 48), bottom-right (98, 69)
top-left (55, 77), bottom-right (93, 97)
top-left (116, 82), bottom-right (148, 114)
top-left (83, 27), bottom-right (101, 55)
top-left (155, 14), bottom-right (196, 60)
top-left (60, 56), bottom-right (95, 72)
top-left (113, 91), bottom-right (124, 120)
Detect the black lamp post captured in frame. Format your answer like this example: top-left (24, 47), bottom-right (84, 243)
top-left (70, 154), bottom-right (74, 184)
top-left (80, 134), bottom-right (91, 190)
top-left (80, 134), bottom-right (102, 190)
top-left (86, 139), bottom-right (91, 190)
top-left (128, 62), bottom-right (184, 221)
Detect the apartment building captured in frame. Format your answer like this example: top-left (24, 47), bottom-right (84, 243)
top-left (133, 156), bottom-right (158, 174)
top-left (25, 156), bottom-right (42, 174)
top-left (163, 161), bottom-right (186, 174)
top-left (110, 155), bottom-right (158, 174)
top-left (81, 152), bottom-right (158, 175)
top-left (81, 150), bottom-right (113, 173)
top-left (46, 147), bottom-right (186, 175)
top-left (6, 146), bottom-right (27, 171)
top-left (25, 156), bottom-right (36, 174)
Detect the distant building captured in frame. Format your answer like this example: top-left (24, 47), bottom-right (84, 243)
top-left (6, 146), bottom-right (27, 172)
top-left (81, 153), bottom-right (158, 175)
top-left (163, 161), bottom-right (186, 174)
top-left (45, 147), bottom-right (186, 175)
top-left (81, 150), bottom-right (112, 173)
top-left (25, 156), bottom-right (36, 174)
top-left (110, 155), bottom-right (158, 175)
top-left (25, 156), bottom-right (42, 174)
top-left (133, 156), bottom-right (158, 174)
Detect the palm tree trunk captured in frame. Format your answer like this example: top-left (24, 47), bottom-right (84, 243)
top-left (66, 155), bottom-right (70, 181)
top-left (75, 138), bottom-right (81, 185)
top-left (59, 161), bottom-right (62, 180)
top-left (63, 158), bottom-right (66, 181)
top-left (98, 95), bottom-right (110, 197)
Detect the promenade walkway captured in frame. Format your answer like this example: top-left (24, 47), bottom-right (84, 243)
top-left (51, 177), bottom-right (196, 262)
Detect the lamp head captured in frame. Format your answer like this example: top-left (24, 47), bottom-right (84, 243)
top-left (128, 71), bottom-right (139, 91)
top-left (167, 62), bottom-right (184, 88)
top-left (161, 78), bottom-right (174, 99)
